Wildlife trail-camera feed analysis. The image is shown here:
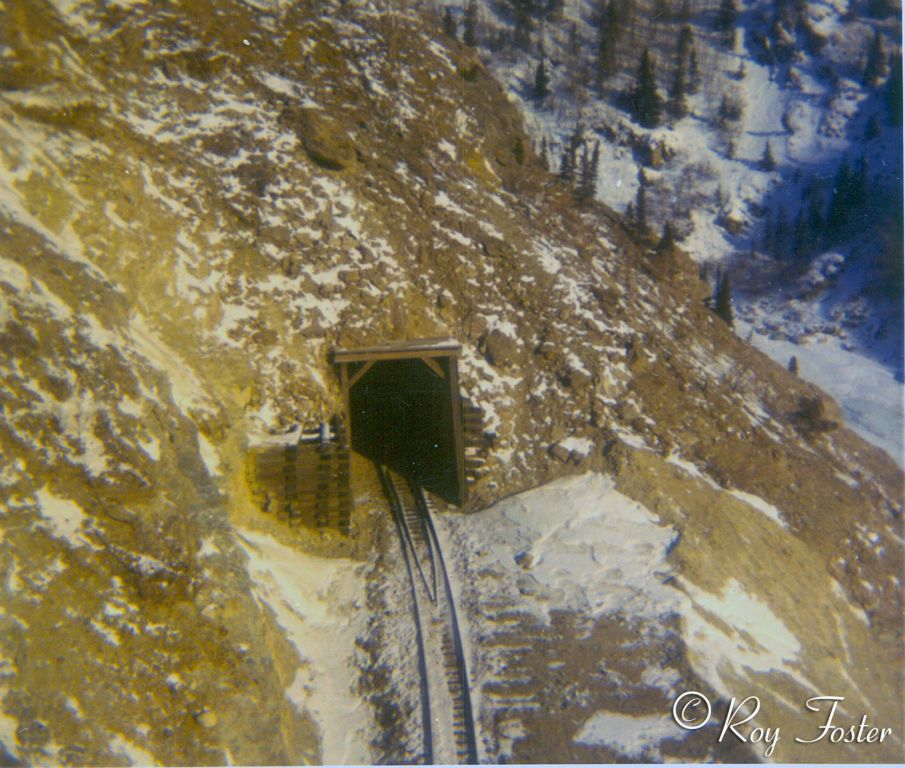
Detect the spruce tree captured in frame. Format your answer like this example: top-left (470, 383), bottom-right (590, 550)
top-left (863, 30), bottom-right (886, 86)
top-left (635, 180), bottom-right (648, 231)
top-left (716, 0), bottom-right (737, 41)
top-left (633, 48), bottom-right (662, 128)
top-left (560, 148), bottom-right (573, 180)
top-left (540, 136), bottom-right (550, 170)
top-left (658, 220), bottom-right (677, 252)
top-left (560, 124), bottom-right (582, 182)
top-left (761, 140), bottom-right (776, 171)
top-left (714, 269), bottom-right (734, 327)
top-left (443, 7), bottom-right (457, 38)
top-left (687, 44), bottom-right (701, 93)
top-left (594, 11), bottom-right (615, 89)
top-left (464, 0), bottom-right (478, 47)
top-left (511, 0), bottom-right (534, 48)
top-left (577, 145), bottom-right (591, 200)
top-left (677, 25), bottom-right (693, 62)
top-left (577, 141), bottom-right (600, 201)
top-left (534, 56), bottom-right (550, 102)
top-left (669, 59), bottom-right (688, 117)
top-left (788, 356), bottom-right (799, 375)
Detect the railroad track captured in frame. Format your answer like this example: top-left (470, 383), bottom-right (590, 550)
top-left (377, 465), bottom-right (478, 765)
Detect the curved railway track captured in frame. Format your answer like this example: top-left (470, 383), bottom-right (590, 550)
top-left (377, 465), bottom-right (478, 765)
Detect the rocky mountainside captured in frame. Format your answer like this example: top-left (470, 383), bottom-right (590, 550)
top-left (0, 0), bottom-right (902, 763)
top-left (459, 0), bottom-right (903, 461)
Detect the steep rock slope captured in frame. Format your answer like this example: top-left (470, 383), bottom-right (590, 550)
top-left (0, 0), bottom-right (901, 763)
top-left (462, 0), bottom-right (903, 461)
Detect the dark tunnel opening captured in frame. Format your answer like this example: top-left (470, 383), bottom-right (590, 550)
top-left (348, 357), bottom-right (460, 504)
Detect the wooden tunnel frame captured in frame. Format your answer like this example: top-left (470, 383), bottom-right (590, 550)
top-left (333, 338), bottom-right (466, 506)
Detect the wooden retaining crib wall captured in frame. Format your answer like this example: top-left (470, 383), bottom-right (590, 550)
top-left (246, 424), bottom-right (351, 535)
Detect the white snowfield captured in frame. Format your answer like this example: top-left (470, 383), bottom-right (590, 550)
top-left (737, 319), bottom-right (904, 466)
top-left (441, 472), bottom-right (831, 760)
top-left (235, 528), bottom-right (370, 765)
top-left (448, 473), bottom-right (681, 624)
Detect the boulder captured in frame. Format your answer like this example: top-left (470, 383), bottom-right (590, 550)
top-left (483, 328), bottom-right (520, 368)
top-left (285, 107), bottom-right (356, 171)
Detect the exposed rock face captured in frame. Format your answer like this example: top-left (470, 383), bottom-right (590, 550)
top-left (0, 0), bottom-right (901, 764)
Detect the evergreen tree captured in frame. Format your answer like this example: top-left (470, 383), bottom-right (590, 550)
top-left (559, 148), bottom-right (573, 180)
top-left (443, 7), bottom-right (457, 38)
top-left (534, 55), bottom-right (550, 101)
top-left (865, 114), bottom-right (881, 140)
top-left (669, 59), bottom-right (688, 117)
top-left (560, 124), bottom-right (582, 181)
top-left (632, 48), bottom-right (662, 128)
top-left (511, 0), bottom-right (535, 48)
top-left (576, 145), bottom-right (590, 200)
top-left (577, 141), bottom-right (600, 201)
top-left (669, 27), bottom-right (692, 117)
top-left (607, 0), bottom-right (622, 38)
top-left (760, 140), bottom-right (776, 171)
top-left (678, 0), bottom-right (692, 22)
top-left (716, 0), bottom-right (737, 41)
top-left (687, 44), bottom-right (701, 93)
top-left (540, 136), bottom-right (550, 170)
top-left (594, 8), bottom-right (615, 89)
top-left (654, 0), bottom-right (673, 22)
top-left (714, 269), bottom-right (734, 326)
top-left (513, 137), bottom-right (526, 165)
top-left (863, 29), bottom-right (886, 86)
top-left (718, 92), bottom-right (744, 124)
top-left (658, 220), bottom-right (677, 252)
top-left (635, 179), bottom-right (648, 231)
top-left (677, 25), bottom-right (693, 62)
top-left (464, 0), bottom-right (478, 46)
top-left (788, 355), bottom-right (799, 374)
top-left (885, 52), bottom-right (902, 125)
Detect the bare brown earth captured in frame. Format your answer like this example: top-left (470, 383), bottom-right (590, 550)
top-left (0, 0), bottom-right (901, 763)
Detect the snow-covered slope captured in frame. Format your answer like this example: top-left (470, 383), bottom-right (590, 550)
top-left (441, 470), bottom-right (901, 762)
top-left (462, 0), bottom-right (903, 464)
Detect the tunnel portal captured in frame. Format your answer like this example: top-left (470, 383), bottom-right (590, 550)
top-left (334, 339), bottom-right (465, 505)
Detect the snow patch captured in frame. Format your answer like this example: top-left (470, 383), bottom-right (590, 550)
top-left (575, 710), bottom-right (686, 758)
top-left (236, 528), bottom-right (369, 764)
top-left (34, 488), bottom-right (94, 549)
